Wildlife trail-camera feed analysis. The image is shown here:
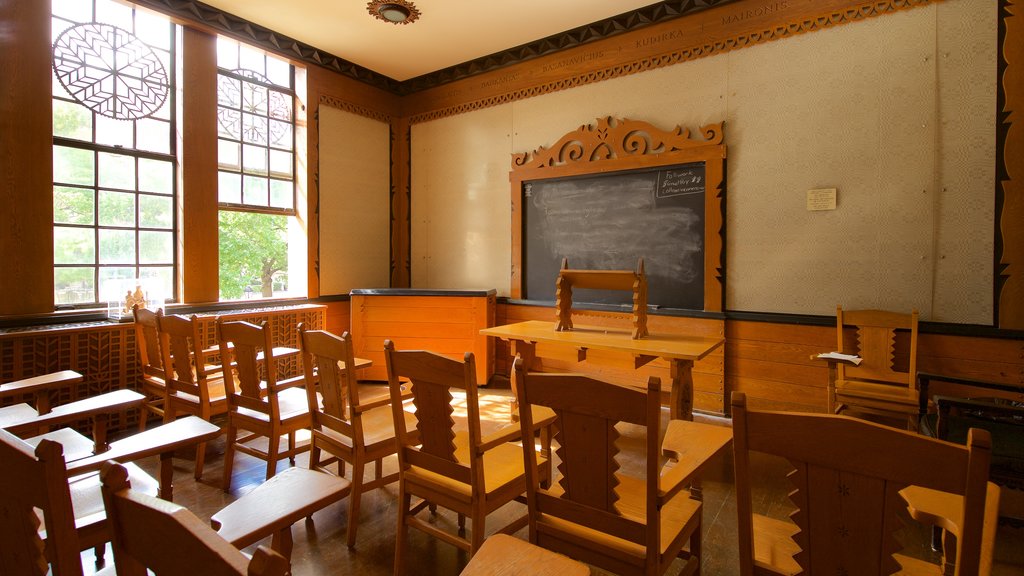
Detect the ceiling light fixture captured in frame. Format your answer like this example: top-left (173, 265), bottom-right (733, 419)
top-left (367, 0), bottom-right (421, 25)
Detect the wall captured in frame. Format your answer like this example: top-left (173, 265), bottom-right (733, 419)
top-left (318, 105), bottom-right (392, 294)
top-left (408, 1), bottom-right (997, 324)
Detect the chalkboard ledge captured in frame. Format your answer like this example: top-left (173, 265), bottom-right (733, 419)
top-left (501, 298), bottom-right (725, 320)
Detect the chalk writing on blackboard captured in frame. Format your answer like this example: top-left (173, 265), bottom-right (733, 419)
top-left (656, 164), bottom-right (705, 198)
top-left (523, 163), bottom-right (705, 310)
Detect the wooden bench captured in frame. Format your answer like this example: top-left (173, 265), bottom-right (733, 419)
top-left (4, 388), bottom-right (146, 453)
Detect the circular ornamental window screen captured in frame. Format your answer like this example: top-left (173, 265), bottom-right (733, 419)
top-left (52, 23), bottom-right (169, 121)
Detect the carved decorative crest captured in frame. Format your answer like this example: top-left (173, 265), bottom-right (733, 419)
top-left (511, 117), bottom-right (723, 170)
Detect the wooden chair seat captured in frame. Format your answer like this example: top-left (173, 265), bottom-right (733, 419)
top-left (404, 431), bottom-right (545, 501)
top-left (233, 386), bottom-right (309, 424)
top-left (316, 403), bottom-right (415, 450)
top-left (539, 475), bottom-right (701, 561)
top-left (459, 534), bottom-right (590, 576)
top-left (835, 380), bottom-right (920, 408)
top-left (749, 515), bottom-right (801, 575)
top-left (65, 463), bottom-right (160, 540)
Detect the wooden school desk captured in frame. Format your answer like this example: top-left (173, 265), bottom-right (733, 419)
top-left (482, 320), bottom-right (724, 420)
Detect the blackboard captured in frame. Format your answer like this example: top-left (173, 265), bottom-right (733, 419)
top-left (523, 163), bottom-right (706, 310)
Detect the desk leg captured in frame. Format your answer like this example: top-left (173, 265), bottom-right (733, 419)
top-left (159, 451), bottom-right (174, 501)
top-left (669, 359), bottom-right (695, 422)
top-left (509, 341), bottom-right (538, 420)
top-left (271, 527), bottom-right (294, 560)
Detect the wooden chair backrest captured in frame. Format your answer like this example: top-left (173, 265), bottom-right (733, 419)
top-left (0, 429), bottom-right (82, 576)
top-left (219, 319), bottom-right (277, 402)
top-left (384, 340), bottom-right (480, 487)
top-left (158, 313), bottom-right (212, 398)
top-left (132, 306), bottom-right (165, 380)
top-left (298, 325), bottom-right (358, 423)
top-left (836, 306), bottom-right (919, 389)
top-left (99, 461), bottom-right (288, 576)
top-left (731, 391), bottom-right (991, 576)
top-left (515, 360), bottom-right (661, 554)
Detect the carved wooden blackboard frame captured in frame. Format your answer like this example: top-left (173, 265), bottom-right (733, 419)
top-left (510, 117), bottom-right (726, 312)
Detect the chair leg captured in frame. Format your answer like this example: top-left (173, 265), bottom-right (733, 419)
top-left (394, 482), bottom-right (410, 575)
top-left (288, 430), bottom-right (297, 466)
top-left (266, 431), bottom-right (281, 481)
top-left (222, 422), bottom-right (237, 492)
top-left (308, 438), bottom-right (321, 471)
top-left (347, 457), bottom-right (365, 548)
top-left (470, 510), bottom-right (485, 557)
top-left (194, 441), bottom-right (207, 481)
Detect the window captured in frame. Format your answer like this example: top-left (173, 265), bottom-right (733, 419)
top-left (51, 0), bottom-right (177, 307)
top-left (217, 37), bottom-right (303, 300)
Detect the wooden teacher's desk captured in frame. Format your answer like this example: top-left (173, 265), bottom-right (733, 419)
top-left (481, 320), bottom-right (724, 420)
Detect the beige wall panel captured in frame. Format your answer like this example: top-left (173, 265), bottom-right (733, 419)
top-left (319, 106), bottom-right (391, 294)
top-left (726, 7), bottom-right (938, 318)
top-left (410, 105), bottom-right (514, 291)
top-left (932, 0), bottom-right (997, 324)
top-left (409, 0), bottom-right (994, 322)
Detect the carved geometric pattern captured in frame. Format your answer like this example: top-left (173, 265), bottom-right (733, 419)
top-left (52, 23), bottom-right (169, 120)
top-left (408, 0), bottom-right (933, 124)
top-left (0, 306), bottom-right (323, 433)
top-left (553, 410), bottom-right (621, 513)
top-left (512, 116), bottom-right (723, 170)
top-left (411, 379), bottom-right (457, 461)
top-left (319, 95), bottom-right (391, 123)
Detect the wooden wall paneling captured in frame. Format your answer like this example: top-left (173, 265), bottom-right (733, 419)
top-left (0, 0), bottom-right (54, 315)
top-left (917, 333), bottom-right (1024, 385)
top-left (322, 299), bottom-right (351, 336)
top-left (998, 0), bottom-right (1024, 329)
top-left (391, 116), bottom-right (411, 288)
top-left (181, 28), bottom-right (220, 303)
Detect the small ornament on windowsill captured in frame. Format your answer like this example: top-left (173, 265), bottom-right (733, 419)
top-left (109, 283), bottom-right (148, 322)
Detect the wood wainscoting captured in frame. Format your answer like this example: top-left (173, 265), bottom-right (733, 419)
top-left (497, 303), bottom-right (1023, 417)
top-left (0, 304), bottom-right (326, 431)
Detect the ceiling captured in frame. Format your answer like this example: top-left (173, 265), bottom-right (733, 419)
top-left (197, 0), bottom-right (662, 81)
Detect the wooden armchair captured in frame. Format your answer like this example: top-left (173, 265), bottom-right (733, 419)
top-left (220, 319), bottom-right (311, 490)
top-left (731, 391), bottom-right (993, 576)
top-left (384, 340), bottom-right (549, 573)
top-left (824, 306), bottom-right (921, 429)
top-left (131, 305), bottom-right (167, 429)
top-left (158, 312), bottom-right (229, 480)
top-left (0, 428), bottom-right (158, 576)
top-left (514, 368), bottom-right (702, 576)
top-left (99, 461), bottom-right (289, 576)
top-left (298, 324), bottom-right (416, 548)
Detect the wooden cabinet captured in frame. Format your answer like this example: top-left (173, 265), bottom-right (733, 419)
top-left (350, 289), bottom-right (496, 385)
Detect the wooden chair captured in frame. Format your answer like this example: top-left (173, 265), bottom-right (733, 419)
top-left (731, 391), bottom-right (993, 576)
top-left (826, 306), bottom-right (921, 429)
top-left (158, 312), bottom-right (229, 480)
top-left (220, 319), bottom-right (311, 490)
top-left (0, 428), bottom-right (158, 576)
top-left (384, 340), bottom-right (549, 573)
top-left (514, 367), bottom-right (702, 576)
top-left (131, 305), bottom-right (167, 429)
top-left (99, 461), bottom-right (289, 576)
top-left (298, 324), bottom-right (416, 548)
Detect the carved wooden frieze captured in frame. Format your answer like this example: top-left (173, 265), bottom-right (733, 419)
top-left (512, 117), bottom-right (724, 170)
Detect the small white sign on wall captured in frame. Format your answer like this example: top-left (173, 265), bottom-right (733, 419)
top-left (807, 188), bottom-right (837, 211)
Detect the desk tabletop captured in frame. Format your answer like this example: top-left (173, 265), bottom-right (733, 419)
top-left (481, 320), bottom-right (724, 361)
